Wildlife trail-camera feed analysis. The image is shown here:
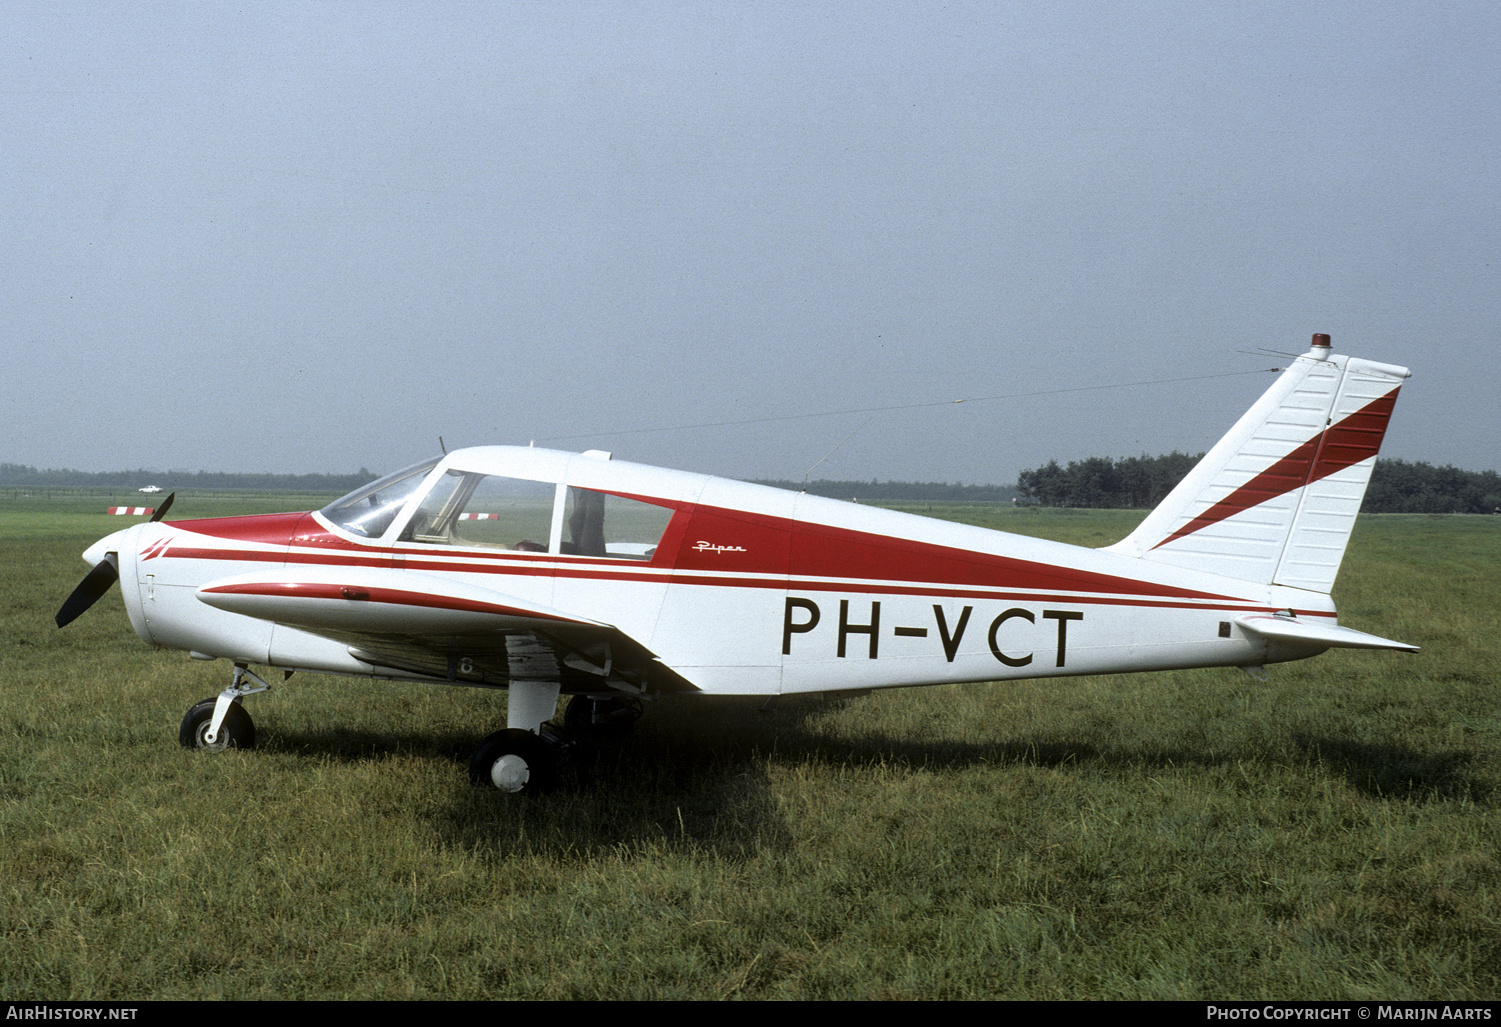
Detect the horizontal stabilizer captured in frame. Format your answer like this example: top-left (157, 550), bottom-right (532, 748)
top-left (1234, 613), bottom-right (1418, 653)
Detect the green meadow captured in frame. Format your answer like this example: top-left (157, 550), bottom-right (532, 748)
top-left (2, 492), bottom-right (1497, 999)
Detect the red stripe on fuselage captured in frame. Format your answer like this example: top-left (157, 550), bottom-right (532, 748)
top-left (163, 510), bottom-right (310, 543)
top-left (787, 520), bottom-right (1230, 601)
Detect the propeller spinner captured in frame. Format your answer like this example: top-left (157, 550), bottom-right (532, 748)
top-left (55, 493), bottom-right (173, 628)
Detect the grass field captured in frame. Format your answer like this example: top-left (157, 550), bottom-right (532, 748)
top-left (2, 492), bottom-right (1498, 999)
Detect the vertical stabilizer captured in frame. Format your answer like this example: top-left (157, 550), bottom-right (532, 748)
top-left (1105, 335), bottom-right (1408, 592)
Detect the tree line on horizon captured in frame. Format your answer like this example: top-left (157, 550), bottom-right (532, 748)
top-left (0, 462), bottom-right (376, 494)
top-left (1014, 455), bottom-right (1500, 514)
top-left (1015, 452), bottom-right (1203, 510)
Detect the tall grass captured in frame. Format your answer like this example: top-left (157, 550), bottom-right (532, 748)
top-left (2, 501), bottom-right (1496, 999)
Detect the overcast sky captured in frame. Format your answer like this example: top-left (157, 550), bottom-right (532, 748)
top-left (5, 2), bottom-right (1497, 485)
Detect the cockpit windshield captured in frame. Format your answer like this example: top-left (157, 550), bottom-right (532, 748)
top-left (319, 458), bottom-right (441, 537)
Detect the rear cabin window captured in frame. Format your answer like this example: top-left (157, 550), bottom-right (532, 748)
top-left (562, 487), bottom-right (673, 560)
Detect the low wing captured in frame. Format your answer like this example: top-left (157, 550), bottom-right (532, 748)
top-left (196, 566), bottom-right (698, 693)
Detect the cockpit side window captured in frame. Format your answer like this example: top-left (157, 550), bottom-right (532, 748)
top-left (562, 487), bottom-right (673, 560)
top-left (400, 470), bottom-right (469, 543)
top-left (399, 472), bottom-right (556, 552)
top-left (455, 476), bottom-right (555, 550)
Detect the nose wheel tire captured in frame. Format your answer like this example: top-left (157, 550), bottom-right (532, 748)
top-left (179, 698), bottom-right (256, 751)
top-left (469, 728), bottom-right (557, 793)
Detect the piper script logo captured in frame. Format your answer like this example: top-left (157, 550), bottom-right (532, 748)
top-left (693, 541), bottom-right (747, 554)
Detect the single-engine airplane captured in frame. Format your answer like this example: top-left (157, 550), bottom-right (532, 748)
top-left (58, 334), bottom-right (1417, 792)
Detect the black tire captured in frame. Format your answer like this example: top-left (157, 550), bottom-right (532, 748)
top-left (468, 728), bottom-right (556, 793)
top-left (178, 698), bottom-right (255, 751)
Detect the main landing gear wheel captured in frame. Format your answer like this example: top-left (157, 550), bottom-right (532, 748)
top-left (469, 729), bottom-right (557, 793)
top-left (178, 698), bottom-right (255, 751)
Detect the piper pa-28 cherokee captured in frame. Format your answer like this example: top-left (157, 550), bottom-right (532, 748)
top-left (57, 334), bottom-right (1417, 792)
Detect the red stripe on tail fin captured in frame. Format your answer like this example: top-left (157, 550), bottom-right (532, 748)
top-left (1152, 387), bottom-right (1399, 550)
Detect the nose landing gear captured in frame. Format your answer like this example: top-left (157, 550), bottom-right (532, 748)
top-left (179, 697), bottom-right (255, 751)
top-left (178, 664), bottom-right (272, 751)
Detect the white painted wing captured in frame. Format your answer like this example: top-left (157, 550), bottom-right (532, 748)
top-left (196, 566), bottom-right (697, 692)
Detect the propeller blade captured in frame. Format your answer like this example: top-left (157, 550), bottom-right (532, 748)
top-left (55, 555), bottom-right (120, 628)
top-left (150, 493), bottom-right (174, 522)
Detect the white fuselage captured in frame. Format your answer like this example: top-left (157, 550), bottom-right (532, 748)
top-left (95, 446), bottom-right (1333, 697)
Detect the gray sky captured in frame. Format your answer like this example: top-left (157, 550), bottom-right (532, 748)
top-left (5, 2), bottom-right (1497, 485)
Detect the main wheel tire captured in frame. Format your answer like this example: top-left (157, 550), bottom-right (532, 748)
top-left (178, 698), bottom-right (255, 751)
top-left (469, 728), bottom-right (556, 793)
